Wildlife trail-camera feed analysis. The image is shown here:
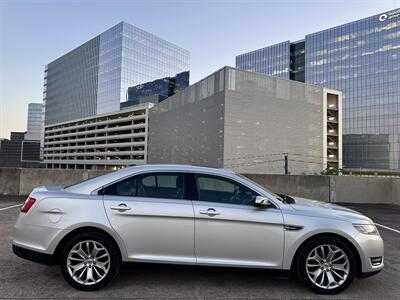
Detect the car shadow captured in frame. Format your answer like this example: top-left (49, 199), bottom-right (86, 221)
top-left (116, 261), bottom-right (299, 288)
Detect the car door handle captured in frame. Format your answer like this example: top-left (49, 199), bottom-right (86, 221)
top-left (110, 204), bottom-right (131, 211)
top-left (199, 208), bottom-right (220, 216)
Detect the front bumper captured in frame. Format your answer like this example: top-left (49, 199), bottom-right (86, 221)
top-left (354, 232), bottom-right (384, 274)
top-left (359, 269), bottom-right (382, 278)
top-left (13, 245), bottom-right (53, 265)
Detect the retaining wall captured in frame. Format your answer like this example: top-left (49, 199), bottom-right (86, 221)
top-left (244, 173), bottom-right (400, 204)
top-left (0, 168), bottom-right (20, 195)
top-left (0, 168), bottom-right (399, 204)
top-left (243, 174), bottom-right (330, 202)
top-left (330, 176), bottom-right (400, 204)
top-left (0, 168), bottom-right (108, 196)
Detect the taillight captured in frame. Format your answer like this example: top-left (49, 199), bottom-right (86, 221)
top-left (21, 197), bottom-right (36, 213)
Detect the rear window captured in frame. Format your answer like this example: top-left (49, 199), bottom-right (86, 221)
top-left (64, 173), bottom-right (108, 190)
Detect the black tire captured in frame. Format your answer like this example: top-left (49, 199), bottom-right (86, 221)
top-left (60, 231), bottom-right (120, 291)
top-left (295, 236), bottom-right (356, 295)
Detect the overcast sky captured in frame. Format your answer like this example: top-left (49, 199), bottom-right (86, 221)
top-left (0, 0), bottom-right (398, 138)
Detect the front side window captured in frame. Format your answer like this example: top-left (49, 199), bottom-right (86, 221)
top-left (196, 174), bottom-right (258, 206)
top-left (138, 173), bottom-right (185, 199)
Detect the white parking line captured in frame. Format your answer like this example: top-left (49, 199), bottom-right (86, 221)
top-left (376, 223), bottom-right (400, 234)
top-left (0, 204), bottom-right (23, 211)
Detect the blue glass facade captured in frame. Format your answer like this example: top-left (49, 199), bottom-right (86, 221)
top-left (97, 22), bottom-right (190, 114)
top-left (44, 37), bottom-right (100, 125)
top-left (236, 41), bottom-right (290, 79)
top-left (236, 8), bottom-right (400, 170)
top-left (121, 71), bottom-right (189, 108)
top-left (44, 22), bottom-right (190, 124)
top-left (305, 11), bottom-right (400, 170)
top-left (96, 23), bottom-right (124, 114)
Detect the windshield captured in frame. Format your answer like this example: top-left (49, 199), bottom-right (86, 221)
top-left (236, 174), bottom-right (285, 202)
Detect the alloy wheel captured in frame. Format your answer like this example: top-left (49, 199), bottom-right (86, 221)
top-left (66, 240), bottom-right (111, 285)
top-left (306, 244), bottom-right (350, 289)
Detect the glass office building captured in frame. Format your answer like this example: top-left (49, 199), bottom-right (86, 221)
top-left (236, 8), bottom-right (400, 171)
top-left (44, 21), bottom-right (190, 125)
top-left (236, 41), bottom-right (290, 79)
top-left (25, 103), bottom-right (43, 141)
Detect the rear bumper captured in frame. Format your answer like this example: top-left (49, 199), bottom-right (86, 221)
top-left (12, 245), bottom-right (53, 265)
top-left (13, 220), bottom-right (66, 256)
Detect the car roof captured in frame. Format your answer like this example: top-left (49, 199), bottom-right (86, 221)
top-left (65, 164), bottom-right (235, 195)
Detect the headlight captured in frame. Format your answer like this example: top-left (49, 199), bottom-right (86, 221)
top-left (353, 224), bottom-right (378, 235)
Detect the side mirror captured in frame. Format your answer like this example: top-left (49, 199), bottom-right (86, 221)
top-left (254, 196), bottom-right (272, 208)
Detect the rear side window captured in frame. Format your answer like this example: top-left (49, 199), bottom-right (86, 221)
top-left (101, 176), bottom-right (137, 197)
top-left (100, 172), bottom-right (190, 200)
top-left (138, 173), bottom-right (185, 199)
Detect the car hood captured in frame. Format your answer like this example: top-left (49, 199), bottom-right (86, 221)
top-left (288, 196), bottom-right (373, 224)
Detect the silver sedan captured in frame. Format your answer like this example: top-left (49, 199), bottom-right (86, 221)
top-left (12, 165), bottom-right (384, 294)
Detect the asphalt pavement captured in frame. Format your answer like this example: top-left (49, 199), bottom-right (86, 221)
top-left (0, 196), bottom-right (399, 299)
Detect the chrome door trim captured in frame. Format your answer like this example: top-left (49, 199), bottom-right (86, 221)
top-left (110, 203), bottom-right (131, 211)
top-left (199, 208), bottom-right (221, 217)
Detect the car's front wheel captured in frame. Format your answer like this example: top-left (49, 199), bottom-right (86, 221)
top-left (296, 236), bottom-right (356, 294)
top-left (60, 231), bottom-right (120, 291)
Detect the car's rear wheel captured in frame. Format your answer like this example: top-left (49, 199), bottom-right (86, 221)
top-left (296, 236), bottom-right (356, 294)
top-left (60, 231), bottom-right (120, 291)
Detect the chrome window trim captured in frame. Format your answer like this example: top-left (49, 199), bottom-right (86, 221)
top-left (91, 168), bottom-right (280, 208)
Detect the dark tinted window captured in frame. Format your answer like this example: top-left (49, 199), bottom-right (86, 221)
top-left (184, 173), bottom-right (199, 200)
top-left (196, 175), bottom-right (258, 205)
top-left (102, 176), bottom-right (137, 197)
top-left (138, 173), bottom-right (185, 199)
